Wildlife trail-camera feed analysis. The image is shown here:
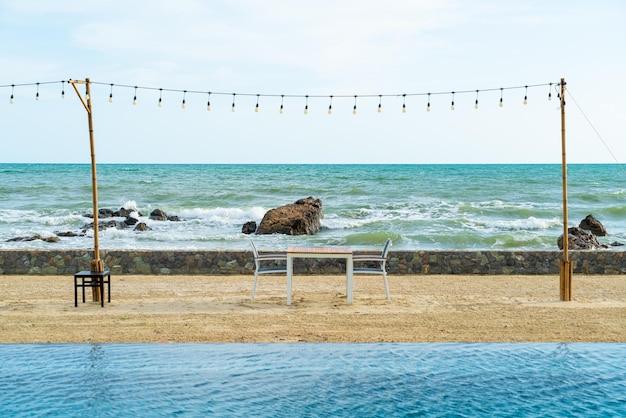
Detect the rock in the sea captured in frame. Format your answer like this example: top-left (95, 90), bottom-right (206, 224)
top-left (149, 209), bottom-right (168, 221)
top-left (579, 214), bottom-right (607, 236)
top-left (256, 197), bottom-right (323, 235)
top-left (134, 222), bottom-right (152, 231)
top-left (242, 221), bottom-right (257, 234)
top-left (557, 226), bottom-right (609, 250)
top-left (124, 216), bottom-right (139, 226)
top-left (6, 234), bottom-right (60, 243)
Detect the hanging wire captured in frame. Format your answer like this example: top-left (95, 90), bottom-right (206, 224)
top-left (566, 88), bottom-right (626, 175)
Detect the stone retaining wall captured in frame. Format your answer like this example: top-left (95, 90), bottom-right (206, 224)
top-left (1, 250), bottom-right (626, 275)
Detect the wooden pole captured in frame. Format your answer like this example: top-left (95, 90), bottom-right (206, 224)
top-left (70, 78), bottom-right (103, 301)
top-left (559, 77), bottom-right (572, 301)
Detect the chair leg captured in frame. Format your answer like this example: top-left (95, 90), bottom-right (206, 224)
top-left (251, 272), bottom-right (259, 302)
top-left (383, 272), bottom-right (391, 303)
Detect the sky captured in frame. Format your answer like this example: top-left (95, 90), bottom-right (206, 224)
top-left (0, 0), bottom-right (625, 164)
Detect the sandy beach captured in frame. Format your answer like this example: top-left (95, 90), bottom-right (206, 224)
top-left (1, 274), bottom-right (625, 343)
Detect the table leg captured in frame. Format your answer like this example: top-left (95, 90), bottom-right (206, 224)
top-left (287, 255), bottom-right (293, 305)
top-left (346, 255), bottom-right (353, 305)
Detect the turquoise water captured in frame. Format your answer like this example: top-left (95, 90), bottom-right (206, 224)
top-left (1, 343), bottom-right (624, 417)
top-left (1, 163), bottom-right (625, 250)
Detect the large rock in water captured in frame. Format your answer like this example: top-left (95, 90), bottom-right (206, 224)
top-left (579, 214), bottom-right (607, 236)
top-left (256, 197), bottom-right (323, 235)
top-left (557, 226), bottom-right (609, 250)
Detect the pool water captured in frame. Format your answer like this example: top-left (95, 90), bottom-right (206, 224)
top-left (1, 343), bottom-right (625, 417)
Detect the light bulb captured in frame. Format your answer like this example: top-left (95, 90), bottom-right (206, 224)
top-left (109, 94), bottom-right (113, 103)
top-left (523, 96), bottom-right (528, 105)
top-left (279, 105), bottom-right (284, 114)
top-left (207, 102), bottom-right (211, 111)
top-left (36, 92), bottom-right (39, 101)
top-left (231, 103), bottom-right (236, 112)
top-left (474, 100), bottom-right (479, 110)
top-left (10, 95), bottom-right (14, 104)
top-left (499, 98), bottom-right (503, 108)
top-left (255, 104), bottom-right (259, 113)
top-left (377, 104), bottom-right (382, 113)
top-left (450, 101), bottom-right (455, 111)
top-left (328, 106), bottom-right (332, 115)
top-left (402, 104), bottom-right (407, 113)
top-left (304, 105), bottom-right (308, 115)
top-left (158, 98), bottom-right (162, 107)
top-left (132, 97), bottom-right (137, 105)
top-left (181, 101), bottom-right (186, 109)
top-left (426, 103), bottom-right (431, 112)
top-left (353, 106), bottom-right (357, 115)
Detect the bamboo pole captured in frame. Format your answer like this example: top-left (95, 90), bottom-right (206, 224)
top-left (559, 77), bottom-right (572, 301)
top-left (70, 78), bottom-right (103, 301)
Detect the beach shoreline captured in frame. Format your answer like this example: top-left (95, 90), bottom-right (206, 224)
top-left (1, 274), bottom-right (624, 343)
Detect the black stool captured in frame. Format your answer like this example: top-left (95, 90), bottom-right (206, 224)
top-left (74, 270), bottom-right (111, 307)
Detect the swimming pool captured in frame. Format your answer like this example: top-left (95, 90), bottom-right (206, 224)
top-left (1, 343), bottom-right (624, 417)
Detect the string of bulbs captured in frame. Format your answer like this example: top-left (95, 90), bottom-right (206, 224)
top-left (1, 79), bottom-right (562, 114)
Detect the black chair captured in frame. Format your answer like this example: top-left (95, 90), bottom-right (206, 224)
top-left (74, 270), bottom-right (111, 307)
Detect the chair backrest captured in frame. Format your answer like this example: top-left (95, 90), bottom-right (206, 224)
top-left (381, 238), bottom-right (392, 259)
top-left (249, 239), bottom-right (259, 258)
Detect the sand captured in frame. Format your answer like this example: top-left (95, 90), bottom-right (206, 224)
top-left (1, 274), bottom-right (625, 343)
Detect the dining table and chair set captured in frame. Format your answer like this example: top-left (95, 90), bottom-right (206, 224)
top-left (250, 238), bottom-right (392, 305)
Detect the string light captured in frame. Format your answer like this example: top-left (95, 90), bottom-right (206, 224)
top-left (231, 93), bottom-right (236, 112)
top-left (279, 95), bottom-right (284, 114)
top-left (548, 83), bottom-right (552, 101)
top-left (523, 86), bottom-right (528, 105)
top-left (0, 79), bottom-right (559, 113)
top-left (181, 90), bottom-right (187, 109)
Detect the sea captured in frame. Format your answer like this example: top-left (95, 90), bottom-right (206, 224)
top-left (1, 163), bottom-right (625, 251)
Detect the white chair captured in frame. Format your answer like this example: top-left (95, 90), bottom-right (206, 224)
top-left (352, 238), bottom-right (392, 303)
top-left (249, 240), bottom-right (287, 302)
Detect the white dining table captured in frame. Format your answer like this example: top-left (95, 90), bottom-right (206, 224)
top-left (286, 246), bottom-right (353, 305)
